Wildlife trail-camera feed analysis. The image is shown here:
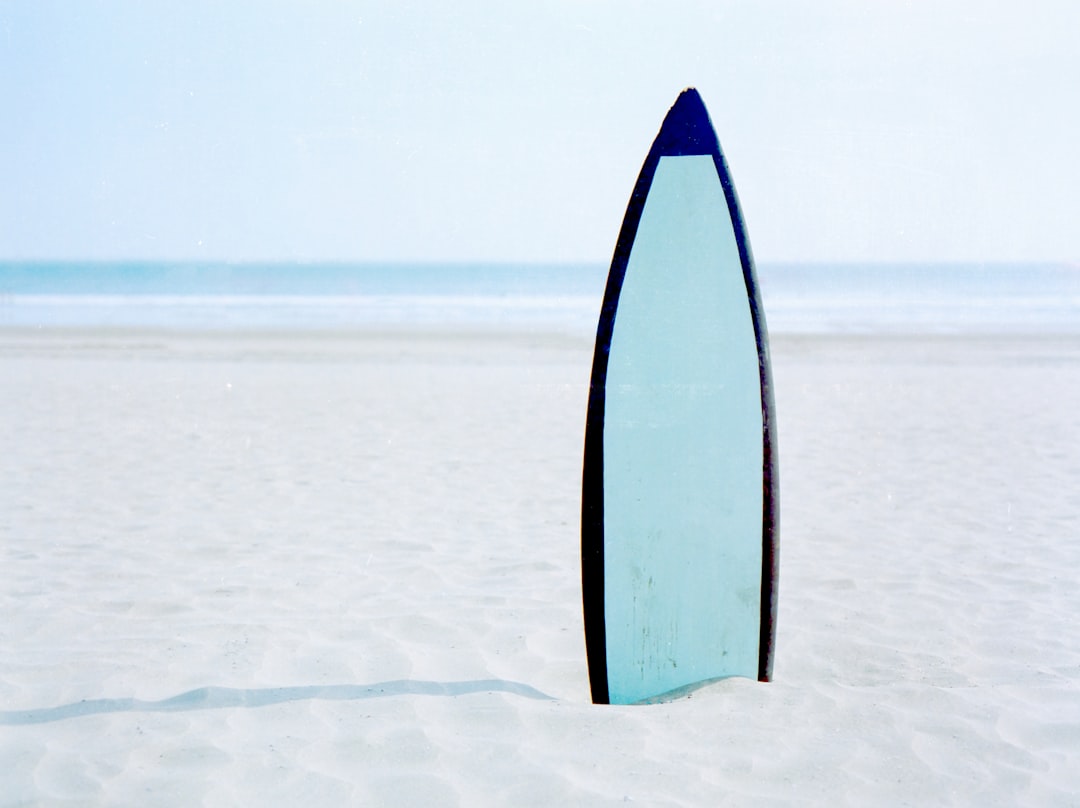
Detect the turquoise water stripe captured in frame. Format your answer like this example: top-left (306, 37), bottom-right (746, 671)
top-left (603, 154), bottom-right (764, 705)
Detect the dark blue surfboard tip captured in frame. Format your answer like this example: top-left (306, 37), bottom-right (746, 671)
top-left (654, 87), bottom-right (721, 157)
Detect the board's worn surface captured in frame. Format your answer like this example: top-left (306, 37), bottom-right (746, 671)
top-left (582, 88), bottom-right (778, 705)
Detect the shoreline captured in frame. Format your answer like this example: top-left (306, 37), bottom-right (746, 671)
top-left (4, 325), bottom-right (1080, 366)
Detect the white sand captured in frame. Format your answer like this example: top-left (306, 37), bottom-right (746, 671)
top-left (2, 328), bottom-right (1080, 805)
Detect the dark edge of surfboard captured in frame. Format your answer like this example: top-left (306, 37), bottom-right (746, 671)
top-left (582, 88), bottom-right (778, 704)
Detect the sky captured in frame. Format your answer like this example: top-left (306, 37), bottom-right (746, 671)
top-left (1, 1), bottom-right (1078, 264)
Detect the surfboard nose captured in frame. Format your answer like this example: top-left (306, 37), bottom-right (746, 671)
top-left (654, 88), bottom-right (720, 157)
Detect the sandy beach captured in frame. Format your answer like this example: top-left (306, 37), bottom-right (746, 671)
top-left (2, 327), bottom-right (1079, 805)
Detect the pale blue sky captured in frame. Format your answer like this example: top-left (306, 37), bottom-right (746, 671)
top-left (2, 1), bottom-right (1078, 263)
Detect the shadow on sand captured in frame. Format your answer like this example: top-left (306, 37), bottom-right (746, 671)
top-left (0, 679), bottom-right (555, 725)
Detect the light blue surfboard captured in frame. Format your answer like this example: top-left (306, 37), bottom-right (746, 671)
top-left (582, 89), bottom-right (778, 705)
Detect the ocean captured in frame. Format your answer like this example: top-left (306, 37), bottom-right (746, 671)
top-left (2, 261), bottom-right (1079, 335)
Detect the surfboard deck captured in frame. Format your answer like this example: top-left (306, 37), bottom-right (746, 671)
top-left (581, 88), bottom-right (778, 705)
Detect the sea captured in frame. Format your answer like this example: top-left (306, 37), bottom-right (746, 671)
top-left (1, 261), bottom-right (1079, 336)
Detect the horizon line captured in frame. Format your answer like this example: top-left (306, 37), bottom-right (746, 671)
top-left (2, 258), bottom-right (1078, 268)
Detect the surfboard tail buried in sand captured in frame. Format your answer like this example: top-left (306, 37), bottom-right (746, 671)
top-left (582, 88), bottom-right (778, 706)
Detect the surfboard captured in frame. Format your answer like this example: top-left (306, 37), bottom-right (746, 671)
top-left (581, 88), bottom-right (778, 705)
